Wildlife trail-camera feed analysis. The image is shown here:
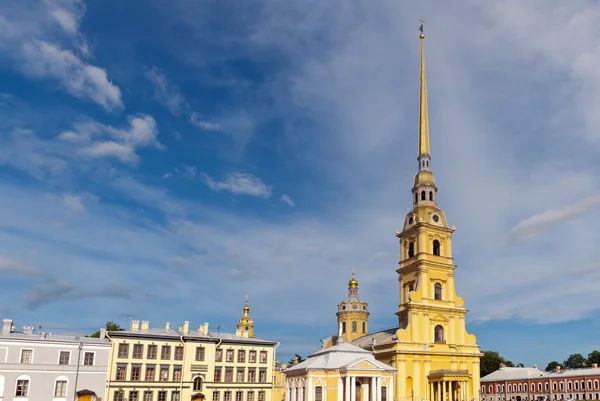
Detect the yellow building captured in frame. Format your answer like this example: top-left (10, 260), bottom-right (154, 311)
top-left (105, 301), bottom-right (278, 401)
top-left (283, 339), bottom-right (395, 401)
top-left (352, 27), bottom-right (481, 401)
top-left (272, 362), bottom-right (288, 401)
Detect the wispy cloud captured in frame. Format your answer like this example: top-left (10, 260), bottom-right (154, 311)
top-left (201, 172), bottom-right (272, 198)
top-left (190, 112), bottom-right (221, 131)
top-left (144, 66), bottom-right (188, 116)
top-left (280, 194), bottom-right (295, 207)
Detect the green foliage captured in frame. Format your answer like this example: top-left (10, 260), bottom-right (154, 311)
top-left (563, 353), bottom-right (588, 369)
top-left (480, 351), bottom-right (510, 378)
top-left (517, 363), bottom-right (525, 368)
top-left (88, 321), bottom-right (124, 338)
top-left (588, 350), bottom-right (600, 366)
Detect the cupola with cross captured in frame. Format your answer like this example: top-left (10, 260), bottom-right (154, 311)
top-left (336, 268), bottom-right (369, 343)
top-left (235, 295), bottom-right (255, 338)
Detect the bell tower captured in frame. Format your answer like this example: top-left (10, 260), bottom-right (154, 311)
top-left (336, 269), bottom-right (369, 343)
top-left (235, 296), bottom-right (255, 338)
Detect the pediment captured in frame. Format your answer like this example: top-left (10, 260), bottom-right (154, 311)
top-left (348, 359), bottom-right (378, 369)
top-left (430, 314), bottom-right (449, 323)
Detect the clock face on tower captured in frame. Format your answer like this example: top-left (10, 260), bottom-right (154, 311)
top-left (432, 214), bottom-right (439, 223)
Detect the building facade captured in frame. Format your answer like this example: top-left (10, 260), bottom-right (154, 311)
top-left (350, 28), bottom-right (481, 401)
top-left (0, 318), bottom-right (110, 401)
top-left (105, 303), bottom-right (277, 401)
top-left (481, 364), bottom-right (600, 401)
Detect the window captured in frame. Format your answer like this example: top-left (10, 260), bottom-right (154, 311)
top-left (84, 352), bottom-right (95, 366)
top-left (213, 392), bottom-right (220, 401)
top-left (118, 343), bottom-right (129, 358)
top-left (196, 347), bottom-right (205, 361)
top-left (352, 321), bottom-right (357, 333)
top-left (146, 365), bottom-right (156, 381)
top-left (249, 351), bottom-right (256, 363)
top-left (433, 240), bottom-right (441, 256)
top-left (215, 349), bottom-right (223, 362)
top-left (414, 193), bottom-right (418, 203)
top-left (116, 364), bottom-right (127, 380)
top-left (530, 384), bottom-right (534, 391)
top-left (238, 350), bottom-right (246, 363)
top-left (130, 391), bottom-right (139, 401)
top-left (194, 377), bottom-right (203, 391)
top-left (158, 391), bottom-right (167, 401)
top-left (546, 383), bottom-right (549, 392)
top-left (173, 366), bottom-right (182, 381)
top-left (482, 386), bottom-right (486, 394)
top-left (160, 366), bottom-right (169, 381)
top-left (538, 383), bottom-right (542, 392)
top-left (248, 369), bottom-right (256, 382)
top-left (260, 351), bottom-right (267, 363)
top-left (15, 379), bottom-right (29, 396)
top-left (214, 367), bottom-right (222, 382)
top-left (382, 387), bottom-right (388, 401)
top-left (560, 383), bottom-right (564, 391)
top-left (421, 191), bottom-right (426, 200)
top-left (114, 392), bottom-right (125, 401)
top-left (434, 283), bottom-right (442, 300)
top-left (362, 322), bottom-right (366, 333)
top-left (434, 325), bottom-right (444, 343)
top-left (171, 391), bottom-right (180, 401)
top-left (408, 242), bottom-right (415, 258)
top-left (59, 351), bottom-right (70, 365)
top-left (259, 370), bottom-right (267, 383)
top-left (342, 322), bottom-right (346, 333)
top-left (258, 391), bottom-right (265, 401)
top-left (174, 346), bottom-right (183, 360)
top-left (147, 345), bottom-right (157, 359)
top-left (589, 381), bottom-right (593, 390)
top-left (237, 369), bottom-right (244, 382)
top-left (315, 387), bottom-right (323, 401)
top-left (429, 191), bottom-right (433, 201)
top-left (594, 381), bottom-right (599, 390)
top-left (161, 346), bottom-right (171, 360)
top-left (20, 349), bottom-right (32, 364)
top-left (55, 380), bottom-right (67, 397)
top-left (144, 392), bottom-right (153, 401)
top-left (248, 392), bottom-right (255, 401)
top-left (553, 383), bottom-right (557, 392)
top-left (133, 344), bottom-right (144, 359)
top-left (226, 349), bottom-right (234, 362)
top-left (131, 366), bottom-right (141, 381)
top-left (225, 368), bottom-right (233, 383)
top-left (225, 392), bottom-right (232, 401)
top-left (508, 385), bottom-right (512, 392)
top-left (518, 384), bottom-right (522, 392)
top-left (236, 392), bottom-right (243, 401)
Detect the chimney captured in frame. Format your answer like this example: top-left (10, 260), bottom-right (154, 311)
top-left (141, 321), bottom-right (149, 330)
top-left (592, 364), bottom-right (598, 369)
top-left (2, 319), bottom-right (13, 335)
top-left (131, 320), bottom-right (140, 331)
top-left (555, 366), bottom-right (561, 372)
top-left (499, 363), bottom-right (505, 370)
top-left (183, 321), bottom-right (189, 334)
top-left (197, 323), bottom-right (209, 335)
top-left (100, 328), bottom-right (106, 339)
top-left (533, 364), bottom-right (538, 370)
top-left (165, 322), bottom-right (170, 331)
top-left (23, 326), bottom-right (34, 335)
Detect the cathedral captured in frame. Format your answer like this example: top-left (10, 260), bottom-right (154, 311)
top-left (317, 29), bottom-right (482, 401)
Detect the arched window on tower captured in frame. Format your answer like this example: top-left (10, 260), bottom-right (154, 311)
top-left (414, 193), bottom-right (418, 204)
top-left (362, 322), bottom-right (366, 333)
top-left (421, 191), bottom-right (426, 201)
top-left (194, 377), bottom-right (203, 391)
top-left (341, 322), bottom-right (346, 333)
top-left (434, 283), bottom-right (442, 300)
top-left (352, 321), bottom-right (357, 333)
top-left (433, 240), bottom-right (440, 256)
top-left (434, 325), bottom-right (444, 343)
top-left (429, 191), bottom-right (433, 201)
top-left (408, 242), bottom-right (415, 258)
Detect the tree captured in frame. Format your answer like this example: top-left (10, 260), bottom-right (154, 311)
top-left (563, 354), bottom-right (587, 369)
top-left (288, 354), bottom-right (305, 365)
top-left (504, 360), bottom-right (515, 367)
top-left (588, 350), bottom-right (600, 366)
top-left (517, 363), bottom-right (525, 368)
top-left (545, 361), bottom-right (564, 372)
top-left (88, 321), bottom-right (124, 338)
top-left (480, 351), bottom-right (510, 377)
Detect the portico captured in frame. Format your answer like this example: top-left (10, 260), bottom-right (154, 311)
top-left (428, 370), bottom-right (472, 401)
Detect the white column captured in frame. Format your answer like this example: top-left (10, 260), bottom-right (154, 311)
top-left (286, 385), bottom-right (290, 401)
top-left (346, 377), bottom-right (351, 401)
top-left (442, 381), bottom-right (446, 401)
top-left (292, 384), bottom-right (297, 401)
top-left (300, 386), bottom-right (305, 401)
top-left (371, 377), bottom-right (377, 401)
top-left (377, 377), bottom-right (382, 401)
top-left (308, 378), bottom-right (313, 401)
top-left (338, 377), bottom-right (344, 401)
top-left (351, 377), bottom-right (357, 401)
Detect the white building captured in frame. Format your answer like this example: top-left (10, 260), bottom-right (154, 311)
top-left (0, 318), bottom-right (110, 401)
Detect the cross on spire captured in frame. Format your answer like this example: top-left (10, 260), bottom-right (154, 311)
top-left (419, 17), bottom-right (425, 35)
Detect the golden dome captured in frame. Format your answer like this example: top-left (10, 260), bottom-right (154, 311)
top-left (348, 272), bottom-right (359, 289)
top-left (413, 170), bottom-right (436, 187)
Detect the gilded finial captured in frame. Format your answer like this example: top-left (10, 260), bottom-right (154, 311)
top-left (348, 267), bottom-right (359, 289)
top-left (419, 17), bottom-right (425, 39)
top-left (245, 294), bottom-right (249, 304)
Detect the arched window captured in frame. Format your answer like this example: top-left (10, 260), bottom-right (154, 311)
top-left (315, 387), bottom-right (323, 401)
top-left (341, 322), bottom-right (346, 333)
top-left (587, 381), bottom-right (592, 390)
top-left (531, 384), bottom-right (534, 392)
top-left (352, 321), bottom-right (357, 333)
top-left (408, 242), bottom-right (415, 258)
top-left (560, 383), bottom-right (564, 391)
top-left (429, 191), bottom-right (433, 201)
top-left (54, 375), bottom-right (68, 398)
top-left (568, 382), bottom-right (572, 391)
top-left (594, 380), bottom-right (598, 390)
top-left (15, 375), bottom-right (30, 397)
top-left (414, 193), bottom-right (418, 203)
top-left (482, 386), bottom-right (486, 394)
top-left (518, 384), bottom-right (522, 392)
top-left (362, 322), bottom-right (366, 333)
top-left (434, 325), bottom-right (444, 343)
top-left (575, 382), bottom-right (579, 391)
top-left (194, 376), bottom-right (203, 391)
top-left (382, 387), bottom-right (388, 401)
top-left (434, 283), bottom-right (442, 300)
top-left (553, 383), bottom-right (557, 392)
top-left (421, 191), bottom-right (426, 200)
top-left (433, 240), bottom-right (441, 256)
top-left (489, 386), bottom-right (492, 393)
top-left (538, 383), bottom-right (542, 392)
top-left (545, 383), bottom-right (549, 392)
top-left (508, 385), bottom-right (512, 392)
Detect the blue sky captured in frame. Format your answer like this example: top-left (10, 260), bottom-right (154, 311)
top-left (1, 0), bottom-right (600, 368)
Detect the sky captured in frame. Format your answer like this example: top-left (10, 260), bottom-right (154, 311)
top-left (1, 0), bottom-right (600, 368)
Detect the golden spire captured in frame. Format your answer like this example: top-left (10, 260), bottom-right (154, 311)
top-left (418, 18), bottom-right (430, 157)
top-left (243, 294), bottom-right (250, 317)
top-left (348, 267), bottom-right (358, 289)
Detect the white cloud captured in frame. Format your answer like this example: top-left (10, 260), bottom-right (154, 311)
top-left (144, 66), bottom-right (188, 116)
top-left (82, 141), bottom-right (137, 162)
top-left (190, 112), bottom-right (221, 131)
top-left (202, 172), bottom-right (272, 198)
top-left (63, 193), bottom-right (86, 213)
top-left (280, 194), bottom-right (295, 207)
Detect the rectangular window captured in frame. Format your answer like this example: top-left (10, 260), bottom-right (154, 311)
top-left (147, 345), bottom-right (157, 359)
top-left (160, 366), bottom-right (169, 381)
top-left (225, 368), bottom-right (233, 383)
top-left (213, 392), bottom-right (220, 401)
top-left (258, 391), bottom-right (265, 401)
top-left (133, 344), bottom-right (144, 359)
top-left (259, 351), bottom-right (267, 363)
top-left (131, 366), bottom-right (141, 381)
top-left (196, 346), bottom-right (205, 361)
top-left (237, 368), bottom-right (245, 382)
top-left (236, 392), bottom-right (243, 401)
top-left (248, 392), bottom-right (255, 401)
top-left (173, 366), bottom-right (182, 381)
top-left (381, 387), bottom-right (387, 401)
top-left (144, 391), bottom-right (153, 401)
top-left (226, 349), bottom-right (234, 362)
top-left (214, 367), bottom-right (222, 382)
top-left (342, 322), bottom-right (346, 333)
top-left (248, 369), bottom-right (256, 382)
top-left (174, 346), bottom-right (184, 360)
top-left (225, 392), bottom-right (232, 401)
top-left (259, 370), bottom-right (266, 383)
top-left (158, 391), bottom-right (167, 401)
top-left (161, 345), bottom-right (171, 360)
top-left (55, 380), bottom-right (67, 397)
top-left (114, 392), bottom-right (124, 401)
top-left (116, 364), bottom-right (127, 380)
top-left (130, 391), bottom-right (139, 401)
top-left (20, 349), bottom-right (33, 364)
top-left (172, 391), bottom-right (180, 401)
top-left (118, 343), bottom-right (129, 358)
top-left (362, 322), bottom-right (366, 333)
top-left (146, 365), bottom-right (156, 381)
top-left (215, 348), bottom-right (223, 362)
top-left (238, 350), bottom-right (246, 363)
top-left (249, 350), bottom-right (256, 363)
top-left (59, 350), bottom-right (70, 365)
top-left (315, 388), bottom-right (323, 401)
top-left (15, 379), bottom-right (29, 396)
top-left (352, 321), bottom-right (357, 332)
top-left (84, 352), bottom-right (95, 366)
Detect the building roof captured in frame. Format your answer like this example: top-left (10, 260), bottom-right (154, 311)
top-left (545, 367), bottom-right (600, 379)
top-left (285, 342), bottom-right (395, 373)
top-left (350, 328), bottom-right (397, 348)
top-left (481, 367), bottom-right (549, 382)
top-left (0, 331), bottom-right (110, 345)
top-left (109, 328), bottom-right (277, 345)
